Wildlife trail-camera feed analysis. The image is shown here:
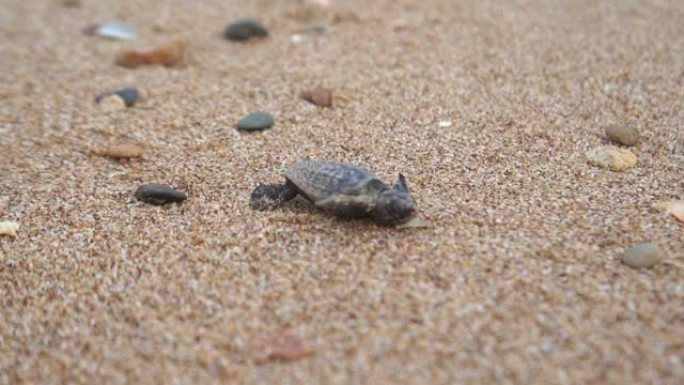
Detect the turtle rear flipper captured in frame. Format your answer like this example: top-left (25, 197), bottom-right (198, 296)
top-left (250, 181), bottom-right (298, 211)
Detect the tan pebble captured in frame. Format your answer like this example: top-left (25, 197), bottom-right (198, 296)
top-left (0, 221), bottom-right (19, 237)
top-left (622, 243), bottom-right (664, 268)
top-left (652, 201), bottom-right (684, 223)
top-left (331, 10), bottom-right (360, 24)
top-left (586, 145), bottom-right (637, 172)
top-left (391, 18), bottom-right (410, 31)
top-left (250, 331), bottom-right (314, 365)
top-left (94, 143), bottom-right (144, 159)
top-left (395, 217), bottom-right (431, 230)
top-left (97, 94), bottom-right (127, 112)
top-left (605, 123), bottom-right (639, 146)
top-left (305, 0), bottom-right (330, 5)
top-left (300, 86), bottom-right (333, 107)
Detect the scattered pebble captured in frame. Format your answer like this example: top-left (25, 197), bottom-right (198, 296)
top-left (251, 331), bottom-right (314, 365)
top-left (652, 201), bottom-right (684, 223)
top-left (605, 123), bottom-right (639, 146)
top-left (135, 184), bottom-right (187, 205)
top-left (438, 121), bottom-right (452, 128)
top-left (62, 0), bottom-right (81, 8)
top-left (395, 217), bottom-right (431, 230)
top-left (93, 143), bottom-right (144, 159)
top-left (0, 221), bottom-right (19, 237)
top-left (622, 243), bottom-right (664, 269)
top-left (95, 87), bottom-right (140, 107)
top-left (391, 18), bottom-right (411, 31)
top-left (116, 41), bottom-right (186, 68)
top-left (586, 145), bottom-right (637, 172)
top-left (237, 112), bottom-right (274, 131)
top-left (331, 10), bottom-right (360, 24)
top-left (290, 34), bottom-right (305, 44)
top-left (97, 94), bottom-right (127, 112)
top-left (224, 19), bottom-right (269, 41)
top-left (95, 21), bottom-right (138, 41)
top-left (300, 86), bottom-right (332, 107)
top-left (305, 0), bottom-right (331, 5)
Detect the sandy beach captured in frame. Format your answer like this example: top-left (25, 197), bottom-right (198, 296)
top-left (1, 0), bottom-right (683, 383)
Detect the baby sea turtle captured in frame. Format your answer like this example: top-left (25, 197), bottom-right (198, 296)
top-left (250, 160), bottom-right (416, 225)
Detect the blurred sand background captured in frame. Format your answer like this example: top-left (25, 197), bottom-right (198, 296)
top-left (1, 0), bottom-right (683, 383)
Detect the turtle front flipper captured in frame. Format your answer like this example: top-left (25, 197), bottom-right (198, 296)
top-left (393, 174), bottom-right (409, 193)
top-left (315, 194), bottom-right (376, 218)
top-left (250, 181), bottom-right (298, 211)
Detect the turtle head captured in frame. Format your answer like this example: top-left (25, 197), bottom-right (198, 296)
top-left (373, 174), bottom-right (416, 225)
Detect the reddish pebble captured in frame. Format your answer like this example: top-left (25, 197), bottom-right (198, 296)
top-left (116, 41), bottom-right (186, 68)
top-left (300, 86), bottom-right (333, 107)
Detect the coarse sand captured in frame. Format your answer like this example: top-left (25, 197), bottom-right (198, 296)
top-left (1, 0), bottom-right (683, 384)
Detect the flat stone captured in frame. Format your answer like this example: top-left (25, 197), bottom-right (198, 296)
top-left (0, 221), bottom-right (19, 237)
top-left (96, 21), bottom-right (138, 41)
top-left (395, 217), bottom-right (431, 230)
top-left (586, 145), bottom-right (637, 172)
top-left (605, 123), bottom-right (639, 146)
top-left (96, 87), bottom-right (140, 107)
top-left (622, 243), bottom-right (664, 268)
top-left (237, 112), bottom-right (274, 131)
top-left (94, 143), bottom-right (144, 159)
top-left (300, 87), bottom-right (332, 107)
top-left (135, 184), bottom-right (187, 205)
top-left (224, 19), bottom-right (268, 41)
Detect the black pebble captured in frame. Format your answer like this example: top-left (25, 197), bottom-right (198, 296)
top-left (224, 19), bottom-right (268, 41)
top-left (95, 87), bottom-right (140, 107)
top-left (135, 184), bottom-right (187, 205)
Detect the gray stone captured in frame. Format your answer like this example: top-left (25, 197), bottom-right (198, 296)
top-left (96, 87), bottom-right (140, 107)
top-left (622, 243), bottom-right (664, 268)
top-left (237, 111), bottom-right (274, 131)
top-left (224, 19), bottom-right (268, 41)
top-left (135, 184), bottom-right (187, 205)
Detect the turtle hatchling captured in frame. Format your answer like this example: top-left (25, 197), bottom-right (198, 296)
top-left (250, 160), bottom-right (417, 225)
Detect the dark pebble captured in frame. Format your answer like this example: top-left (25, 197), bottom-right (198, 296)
top-left (224, 19), bottom-right (268, 41)
top-left (237, 111), bottom-right (274, 131)
top-left (135, 184), bottom-right (187, 205)
top-left (96, 87), bottom-right (140, 107)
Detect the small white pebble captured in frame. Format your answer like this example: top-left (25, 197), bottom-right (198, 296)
top-left (0, 221), bottom-right (19, 237)
top-left (97, 94), bottom-right (127, 112)
top-left (438, 121), bottom-right (452, 128)
top-left (290, 34), bottom-right (305, 44)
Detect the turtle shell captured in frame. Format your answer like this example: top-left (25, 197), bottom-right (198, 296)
top-left (283, 160), bottom-right (388, 216)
